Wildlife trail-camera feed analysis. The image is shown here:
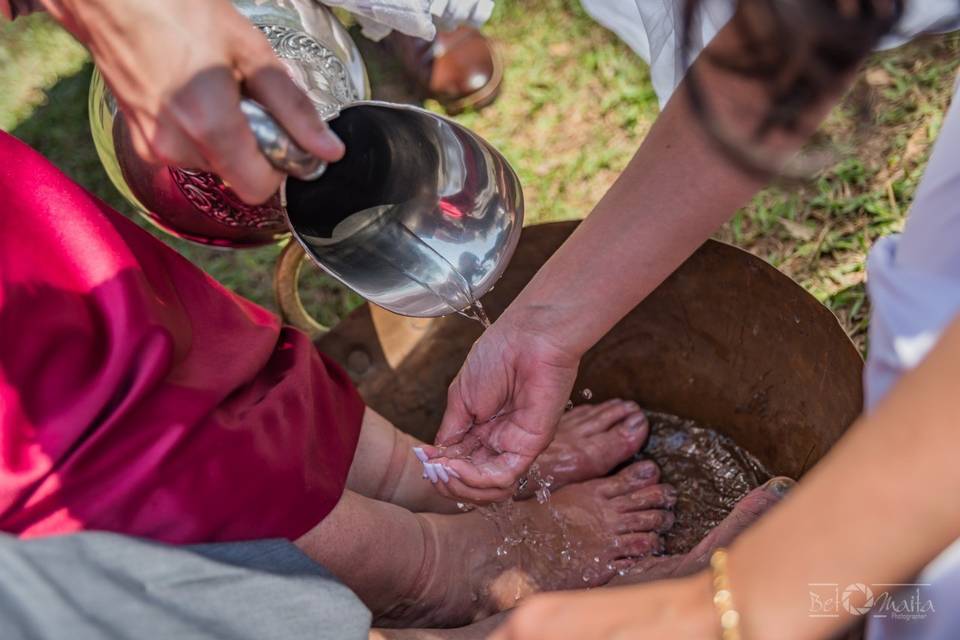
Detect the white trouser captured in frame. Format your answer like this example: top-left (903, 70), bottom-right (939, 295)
top-left (580, 0), bottom-right (959, 107)
top-left (323, 0), bottom-right (495, 41)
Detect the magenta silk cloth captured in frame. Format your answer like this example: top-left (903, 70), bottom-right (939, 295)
top-left (0, 132), bottom-right (365, 543)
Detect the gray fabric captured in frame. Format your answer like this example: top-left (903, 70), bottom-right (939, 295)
top-left (0, 532), bottom-right (371, 640)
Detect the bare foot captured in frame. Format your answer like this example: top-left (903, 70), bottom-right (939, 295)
top-left (608, 476), bottom-right (795, 585)
top-left (515, 400), bottom-right (650, 500)
top-left (377, 460), bottom-right (676, 628)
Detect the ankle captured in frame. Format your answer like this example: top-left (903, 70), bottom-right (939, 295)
top-left (381, 433), bottom-right (461, 514)
top-left (373, 428), bottom-right (408, 503)
top-left (376, 511), bottom-right (497, 628)
top-left (374, 514), bottom-right (443, 627)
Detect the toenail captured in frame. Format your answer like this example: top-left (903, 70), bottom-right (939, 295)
top-left (625, 414), bottom-right (647, 431)
top-left (436, 465), bottom-right (451, 483)
top-left (625, 401), bottom-right (640, 411)
top-left (412, 447), bottom-right (429, 463)
top-left (636, 462), bottom-right (657, 478)
top-left (762, 476), bottom-right (795, 497)
top-left (425, 463), bottom-right (439, 483)
top-left (660, 512), bottom-right (676, 531)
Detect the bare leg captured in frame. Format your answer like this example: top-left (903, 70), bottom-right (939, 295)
top-left (364, 478), bottom-right (789, 637)
top-left (296, 460), bottom-right (675, 628)
top-left (347, 400), bottom-right (651, 514)
top-left (346, 408), bottom-right (459, 513)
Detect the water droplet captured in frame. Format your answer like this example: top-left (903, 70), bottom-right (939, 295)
top-left (580, 388), bottom-right (593, 400)
top-left (593, 556), bottom-right (600, 563)
top-left (565, 400), bottom-right (574, 411)
top-left (496, 545), bottom-right (507, 557)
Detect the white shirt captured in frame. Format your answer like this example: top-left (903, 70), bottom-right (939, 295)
top-left (581, 0), bottom-right (960, 107)
top-left (577, 1), bottom-right (960, 636)
top-left (862, 78), bottom-right (960, 640)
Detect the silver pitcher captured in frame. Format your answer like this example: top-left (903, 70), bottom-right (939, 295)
top-left (89, 0), bottom-right (523, 320)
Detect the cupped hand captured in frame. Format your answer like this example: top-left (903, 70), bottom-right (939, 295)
top-left (41, 0), bottom-right (344, 203)
top-left (490, 572), bottom-right (717, 640)
top-left (419, 314), bottom-right (580, 503)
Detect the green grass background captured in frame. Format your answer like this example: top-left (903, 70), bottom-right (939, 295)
top-left (2, 0), bottom-right (958, 349)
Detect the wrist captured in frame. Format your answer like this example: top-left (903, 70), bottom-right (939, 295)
top-left (496, 301), bottom-right (589, 365)
top-left (680, 570), bottom-right (726, 638)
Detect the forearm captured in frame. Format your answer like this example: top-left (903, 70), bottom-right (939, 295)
top-left (729, 314), bottom-right (960, 640)
top-left (501, 20), bottom-right (847, 357)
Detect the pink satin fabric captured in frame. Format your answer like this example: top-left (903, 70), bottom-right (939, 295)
top-left (0, 131), bottom-right (365, 543)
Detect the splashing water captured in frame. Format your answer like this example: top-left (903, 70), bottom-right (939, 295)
top-left (477, 490), bottom-right (583, 581)
top-left (458, 298), bottom-right (492, 328)
top-left (520, 463), bottom-right (556, 505)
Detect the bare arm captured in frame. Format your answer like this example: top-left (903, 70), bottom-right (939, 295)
top-left (429, 14), bottom-right (857, 499)
top-left (730, 312), bottom-right (960, 638)
top-left (500, 18), bottom-right (844, 357)
top-left (495, 311), bottom-right (960, 640)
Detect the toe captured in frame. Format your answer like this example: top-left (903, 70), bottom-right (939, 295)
top-left (614, 532), bottom-right (662, 558)
top-left (615, 509), bottom-right (675, 534)
top-left (611, 484), bottom-right (678, 511)
top-left (574, 400), bottom-right (642, 436)
top-left (609, 558), bottom-right (636, 576)
top-left (670, 476), bottom-right (793, 578)
top-left (558, 402), bottom-right (596, 425)
top-left (708, 476), bottom-right (792, 539)
top-left (598, 460), bottom-right (660, 497)
top-left (581, 412), bottom-right (648, 468)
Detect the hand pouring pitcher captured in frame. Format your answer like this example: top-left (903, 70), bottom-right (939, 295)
top-left (89, 0), bottom-right (523, 319)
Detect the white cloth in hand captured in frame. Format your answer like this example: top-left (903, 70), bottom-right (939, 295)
top-left (324, 0), bottom-right (494, 42)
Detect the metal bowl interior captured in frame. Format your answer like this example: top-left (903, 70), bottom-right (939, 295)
top-left (284, 101), bottom-right (523, 318)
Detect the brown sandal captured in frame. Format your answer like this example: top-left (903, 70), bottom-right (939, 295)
top-left (384, 26), bottom-right (504, 115)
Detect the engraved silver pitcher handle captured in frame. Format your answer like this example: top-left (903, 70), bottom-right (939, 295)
top-left (241, 98), bottom-right (332, 181)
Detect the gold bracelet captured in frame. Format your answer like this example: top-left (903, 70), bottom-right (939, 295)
top-left (710, 548), bottom-right (742, 640)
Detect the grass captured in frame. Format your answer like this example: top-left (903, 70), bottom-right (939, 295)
top-left (2, 1), bottom-right (958, 350)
